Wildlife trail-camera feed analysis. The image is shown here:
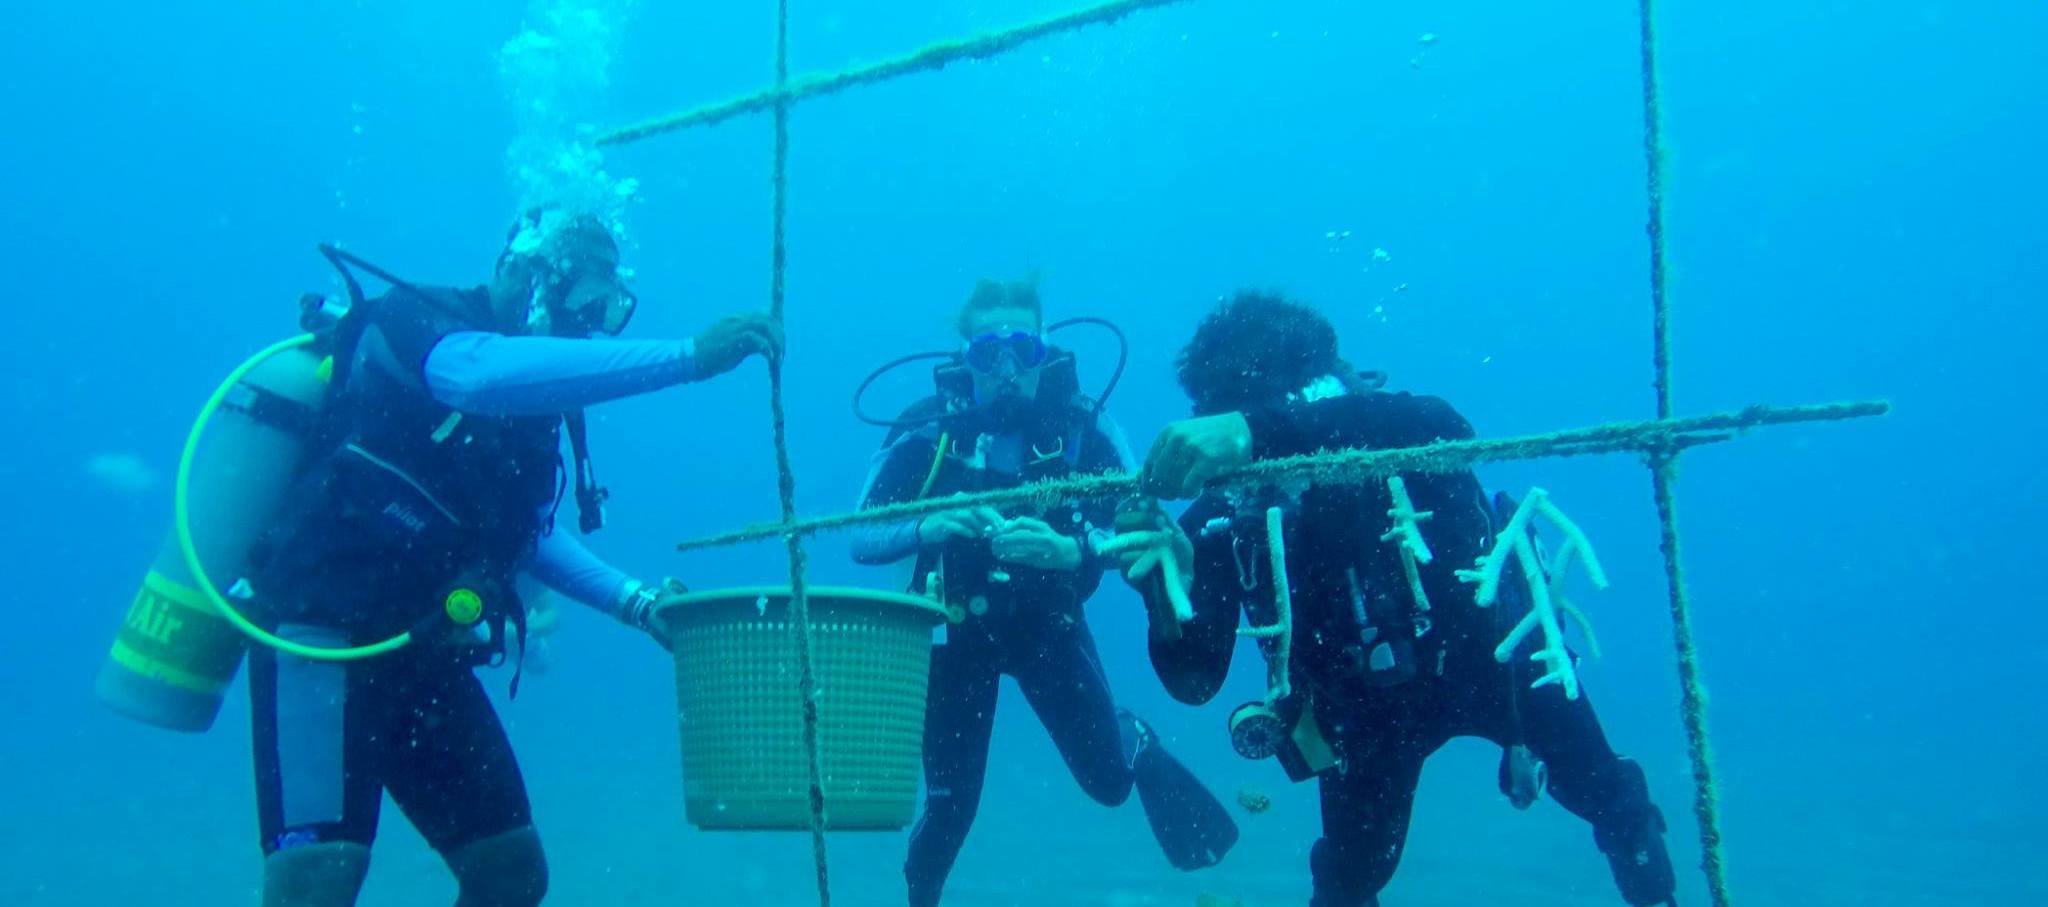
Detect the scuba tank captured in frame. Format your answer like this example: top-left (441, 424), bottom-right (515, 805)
top-left (94, 333), bottom-right (332, 732)
top-left (96, 243), bottom-right (606, 732)
top-left (94, 245), bottom-right (424, 732)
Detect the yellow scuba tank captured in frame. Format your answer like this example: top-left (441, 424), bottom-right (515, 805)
top-left (94, 337), bottom-right (331, 732)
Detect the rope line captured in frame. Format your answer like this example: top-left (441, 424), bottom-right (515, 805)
top-left (597, 0), bottom-right (1194, 147)
top-left (759, 1), bottom-right (832, 902)
top-left (1653, 456), bottom-right (1728, 906)
top-left (674, 401), bottom-right (1887, 553)
top-left (1636, 1), bottom-right (1733, 903)
top-left (1641, 0), bottom-right (1675, 422)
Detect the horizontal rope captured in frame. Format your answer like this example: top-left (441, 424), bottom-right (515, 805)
top-left (675, 399), bottom-right (1888, 552)
top-left (597, 0), bottom-right (1195, 147)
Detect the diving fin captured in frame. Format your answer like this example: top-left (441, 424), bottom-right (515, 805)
top-left (1122, 711), bottom-right (1240, 870)
top-left (1594, 760), bottom-right (1678, 907)
top-left (1498, 744), bottom-right (1548, 810)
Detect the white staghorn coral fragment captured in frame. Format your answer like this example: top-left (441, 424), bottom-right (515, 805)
top-left (1460, 488), bottom-right (1607, 701)
top-left (1382, 476), bottom-right (1436, 613)
top-left (1237, 507), bottom-right (1294, 703)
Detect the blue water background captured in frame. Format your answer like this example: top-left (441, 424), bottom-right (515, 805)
top-left (1, 1), bottom-right (2040, 903)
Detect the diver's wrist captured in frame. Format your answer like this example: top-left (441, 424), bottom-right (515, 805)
top-left (1077, 532), bottom-right (1104, 572)
top-left (613, 579), bottom-right (657, 627)
top-left (676, 338), bottom-right (699, 382)
top-left (1044, 534), bottom-right (1084, 572)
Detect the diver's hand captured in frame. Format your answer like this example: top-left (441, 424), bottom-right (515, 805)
top-left (917, 506), bottom-right (1004, 546)
top-left (1102, 521), bottom-right (1197, 635)
top-left (1142, 412), bottom-right (1253, 500)
top-left (1101, 522), bottom-right (1194, 596)
top-left (692, 312), bottom-right (785, 378)
top-left (989, 517), bottom-right (1083, 571)
top-left (622, 577), bottom-right (689, 650)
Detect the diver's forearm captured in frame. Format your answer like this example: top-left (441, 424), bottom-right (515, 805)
top-left (527, 528), bottom-right (635, 618)
top-left (425, 331), bottom-right (697, 415)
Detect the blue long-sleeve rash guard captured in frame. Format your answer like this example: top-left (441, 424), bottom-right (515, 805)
top-left (426, 331), bottom-right (697, 416)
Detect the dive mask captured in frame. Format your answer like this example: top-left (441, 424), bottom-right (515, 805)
top-left (510, 209), bottom-right (636, 337)
top-left (964, 330), bottom-right (1048, 374)
top-left (556, 268), bottom-right (637, 337)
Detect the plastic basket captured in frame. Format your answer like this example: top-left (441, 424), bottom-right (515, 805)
top-left (658, 585), bottom-right (945, 831)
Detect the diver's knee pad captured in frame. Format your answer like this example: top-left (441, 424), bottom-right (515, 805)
top-left (447, 825), bottom-right (548, 907)
top-left (263, 841), bottom-right (371, 907)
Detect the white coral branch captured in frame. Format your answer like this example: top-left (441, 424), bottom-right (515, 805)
top-left (1237, 506), bottom-right (1294, 703)
top-left (1461, 488), bottom-right (1609, 701)
top-left (1383, 476), bottom-right (1436, 613)
top-left (1457, 488), bottom-right (1546, 607)
top-left (1512, 534), bottom-right (1580, 701)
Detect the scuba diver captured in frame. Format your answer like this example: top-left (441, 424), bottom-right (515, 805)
top-left (1106, 292), bottom-right (1677, 907)
top-left (849, 279), bottom-right (1239, 907)
top-left (243, 208), bottom-right (782, 907)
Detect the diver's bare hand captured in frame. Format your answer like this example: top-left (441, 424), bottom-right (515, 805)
top-left (917, 507), bottom-right (1004, 546)
top-left (1141, 412), bottom-right (1253, 499)
top-left (1101, 525), bottom-right (1194, 593)
top-left (989, 517), bottom-right (1082, 571)
top-left (1097, 511), bottom-right (1196, 633)
top-left (692, 312), bottom-right (785, 378)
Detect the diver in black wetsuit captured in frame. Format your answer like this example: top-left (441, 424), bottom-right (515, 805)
top-left (243, 210), bottom-right (783, 907)
top-left (1107, 292), bottom-right (1677, 907)
top-left (851, 279), bottom-right (1238, 907)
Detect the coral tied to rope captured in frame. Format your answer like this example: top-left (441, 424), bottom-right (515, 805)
top-left (1238, 507), bottom-right (1294, 703)
top-left (1458, 489), bottom-right (1611, 701)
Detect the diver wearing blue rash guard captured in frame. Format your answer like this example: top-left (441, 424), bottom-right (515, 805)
top-left (852, 280), bottom-right (1238, 907)
top-left (245, 209), bottom-right (782, 907)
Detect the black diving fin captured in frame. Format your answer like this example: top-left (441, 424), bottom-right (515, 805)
top-left (1122, 710), bottom-right (1240, 870)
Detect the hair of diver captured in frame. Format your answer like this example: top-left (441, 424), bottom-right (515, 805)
top-left (850, 315), bottom-right (1130, 429)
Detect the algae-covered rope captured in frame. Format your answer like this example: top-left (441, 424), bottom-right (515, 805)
top-left (758, 0), bottom-right (833, 902)
top-left (1652, 457), bottom-right (1723, 904)
top-left (675, 401), bottom-right (1887, 553)
top-left (596, 0), bottom-right (1195, 147)
top-left (1636, 0), bottom-right (1732, 902)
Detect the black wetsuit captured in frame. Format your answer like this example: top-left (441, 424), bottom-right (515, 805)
top-left (247, 286), bottom-right (562, 857)
top-left (855, 392), bottom-right (1236, 906)
top-left (1143, 390), bottom-right (1675, 907)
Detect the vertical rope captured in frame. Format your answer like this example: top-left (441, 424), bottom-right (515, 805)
top-left (1640, 0), bottom-right (1674, 421)
top-left (1639, 2), bottom-right (1731, 905)
top-left (1650, 461), bottom-right (1727, 906)
top-left (763, 1), bottom-right (833, 903)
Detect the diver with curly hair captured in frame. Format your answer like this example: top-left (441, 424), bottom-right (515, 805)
top-left (1107, 292), bottom-right (1676, 906)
